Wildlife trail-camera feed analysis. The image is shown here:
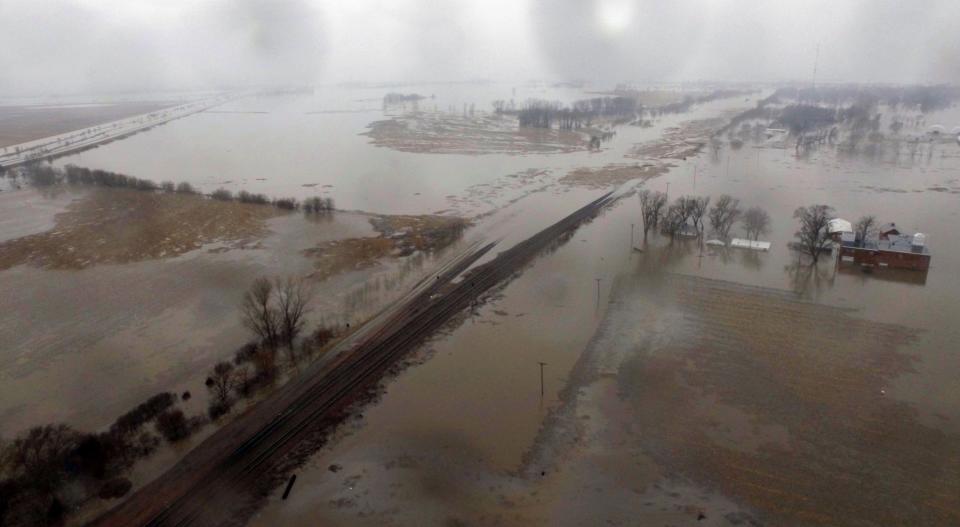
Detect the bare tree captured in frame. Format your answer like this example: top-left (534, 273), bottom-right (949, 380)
top-left (275, 277), bottom-right (313, 349)
top-left (708, 194), bottom-right (741, 239)
top-left (854, 215), bottom-right (876, 246)
top-left (689, 196), bottom-right (711, 235)
top-left (662, 203), bottom-right (687, 240)
top-left (742, 207), bottom-right (771, 241)
top-left (241, 278), bottom-right (280, 347)
top-left (673, 196), bottom-right (694, 227)
top-left (794, 204), bottom-right (835, 263)
top-left (638, 190), bottom-right (667, 242)
top-left (206, 361), bottom-right (236, 405)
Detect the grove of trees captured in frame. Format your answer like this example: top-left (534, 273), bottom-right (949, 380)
top-left (639, 191), bottom-right (769, 244)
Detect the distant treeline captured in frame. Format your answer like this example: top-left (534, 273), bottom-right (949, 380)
top-left (495, 89), bottom-right (749, 130)
top-left (766, 84), bottom-right (960, 114)
top-left (383, 93), bottom-right (426, 105)
top-left (655, 89), bottom-right (749, 115)
top-left (719, 85), bottom-right (960, 139)
top-left (495, 96), bottom-right (638, 130)
top-left (16, 163), bottom-right (335, 215)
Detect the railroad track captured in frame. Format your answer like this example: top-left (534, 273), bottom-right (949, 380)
top-left (92, 190), bottom-right (616, 527)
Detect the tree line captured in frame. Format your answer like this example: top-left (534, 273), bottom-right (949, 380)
top-left (495, 96), bottom-right (638, 130)
top-left (15, 163), bottom-right (334, 216)
top-left (638, 191), bottom-right (770, 243)
top-left (639, 191), bottom-right (874, 267)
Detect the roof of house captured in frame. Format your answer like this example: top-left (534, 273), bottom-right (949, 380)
top-left (879, 222), bottom-right (900, 233)
top-left (828, 218), bottom-right (853, 234)
top-left (847, 234), bottom-right (930, 255)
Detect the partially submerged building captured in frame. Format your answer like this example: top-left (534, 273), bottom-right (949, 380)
top-left (838, 231), bottom-right (931, 271)
top-left (878, 223), bottom-right (901, 240)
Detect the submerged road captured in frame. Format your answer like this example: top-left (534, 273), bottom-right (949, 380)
top-left (0, 97), bottom-right (233, 170)
top-left (92, 190), bottom-right (617, 527)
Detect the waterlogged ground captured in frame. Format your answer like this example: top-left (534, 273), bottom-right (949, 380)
top-left (0, 191), bottom-right (472, 438)
top-left (0, 85), bottom-right (750, 442)
top-left (250, 104), bottom-right (960, 525)
top-left (7, 83), bottom-right (959, 526)
top-left (50, 84), bottom-right (754, 216)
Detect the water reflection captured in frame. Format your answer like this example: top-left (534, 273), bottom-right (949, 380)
top-left (783, 259), bottom-right (836, 297)
top-left (836, 261), bottom-right (929, 286)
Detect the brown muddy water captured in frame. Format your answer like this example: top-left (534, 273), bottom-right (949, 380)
top-left (6, 83), bottom-right (959, 526)
top-left (3, 83), bottom-right (735, 438)
top-left (250, 106), bottom-right (960, 525)
top-left (0, 194), bottom-right (465, 437)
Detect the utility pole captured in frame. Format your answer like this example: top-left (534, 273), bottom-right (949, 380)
top-left (812, 42), bottom-right (820, 90)
top-left (594, 278), bottom-right (602, 309)
top-left (630, 223), bottom-right (635, 248)
top-left (538, 361), bottom-right (547, 398)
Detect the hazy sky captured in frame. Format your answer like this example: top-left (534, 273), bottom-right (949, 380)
top-left (0, 0), bottom-right (956, 95)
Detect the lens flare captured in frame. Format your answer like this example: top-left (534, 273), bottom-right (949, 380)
top-left (595, 0), bottom-right (634, 35)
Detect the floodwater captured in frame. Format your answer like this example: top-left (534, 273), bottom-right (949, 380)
top-left (6, 81), bottom-right (960, 525)
top-left (0, 84), bottom-right (748, 438)
top-left (250, 100), bottom-right (960, 525)
top-left (52, 84), bottom-right (749, 216)
top-left (0, 197), bottom-right (487, 438)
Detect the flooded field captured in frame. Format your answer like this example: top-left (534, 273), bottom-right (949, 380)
top-left (1, 85), bottom-right (746, 439)
top-left (3, 80), bottom-right (960, 526)
top-left (50, 85), bottom-right (752, 216)
top-left (246, 98), bottom-right (960, 525)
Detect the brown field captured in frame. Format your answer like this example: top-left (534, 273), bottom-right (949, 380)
top-left (304, 214), bottom-right (468, 279)
top-left (0, 102), bottom-right (173, 147)
top-left (560, 162), bottom-right (670, 189)
top-left (577, 272), bottom-right (960, 526)
top-left (362, 113), bottom-right (587, 155)
top-left (0, 188), bottom-right (279, 270)
top-left (629, 117), bottom-right (727, 160)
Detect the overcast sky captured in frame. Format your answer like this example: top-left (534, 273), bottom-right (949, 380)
top-left (0, 0), bottom-right (956, 96)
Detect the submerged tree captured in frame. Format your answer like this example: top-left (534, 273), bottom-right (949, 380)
top-left (7, 424), bottom-right (80, 494)
top-left (240, 277), bottom-right (280, 347)
top-left (638, 189), bottom-right (667, 242)
top-left (854, 215), bottom-right (877, 246)
top-left (275, 277), bottom-right (313, 349)
top-left (742, 207), bottom-right (771, 241)
top-left (206, 362), bottom-right (236, 406)
top-left (793, 204), bottom-right (835, 263)
top-left (662, 203), bottom-right (688, 240)
top-left (688, 196), bottom-right (711, 235)
top-left (708, 194), bottom-right (741, 239)
top-left (240, 276), bottom-right (313, 350)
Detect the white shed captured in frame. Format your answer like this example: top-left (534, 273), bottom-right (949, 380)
top-left (730, 238), bottom-right (771, 251)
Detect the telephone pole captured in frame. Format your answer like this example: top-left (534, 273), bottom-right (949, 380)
top-left (812, 42), bottom-right (820, 90)
top-left (594, 278), bottom-right (602, 309)
top-left (537, 361), bottom-right (547, 398)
